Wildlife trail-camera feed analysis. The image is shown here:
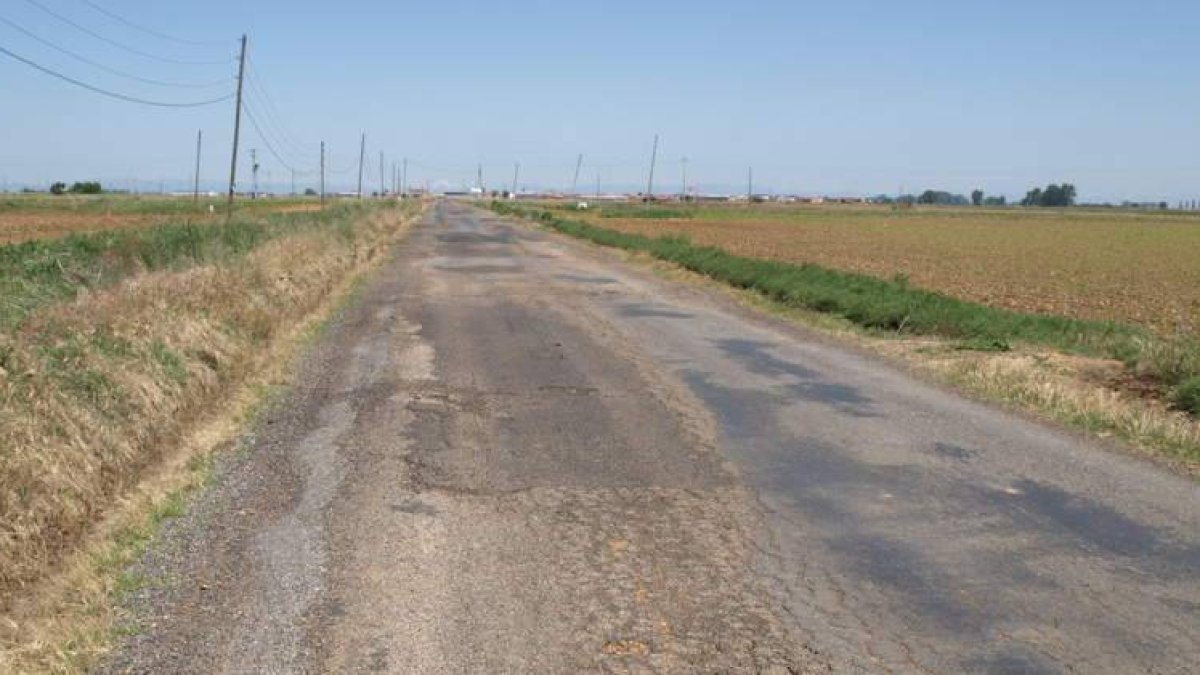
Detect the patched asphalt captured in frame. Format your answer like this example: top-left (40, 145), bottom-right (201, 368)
top-left (101, 201), bottom-right (1199, 674)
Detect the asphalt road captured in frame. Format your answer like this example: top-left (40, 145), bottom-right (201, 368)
top-left (103, 202), bottom-right (1199, 674)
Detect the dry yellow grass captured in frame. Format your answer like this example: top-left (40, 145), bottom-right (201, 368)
top-left (582, 204), bottom-right (1200, 335)
top-left (0, 203), bottom-right (422, 673)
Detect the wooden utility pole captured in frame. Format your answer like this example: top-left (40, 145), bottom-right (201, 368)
top-left (379, 151), bottom-right (385, 197)
top-left (571, 154), bottom-right (583, 195)
top-left (319, 141), bottom-right (326, 208)
top-left (512, 162), bottom-right (520, 196)
top-left (226, 34), bottom-right (248, 219)
top-left (680, 156), bottom-right (688, 202)
top-left (747, 166), bottom-right (753, 203)
top-left (477, 163), bottom-right (483, 193)
top-left (250, 148), bottom-right (259, 199)
top-left (356, 133), bottom-right (366, 199)
top-left (646, 134), bottom-right (659, 200)
top-left (193, 129), bottom-right (202, 206)
top-left (401, 157), bottom-right (408, 198)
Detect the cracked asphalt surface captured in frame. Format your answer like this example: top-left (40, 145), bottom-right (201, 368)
top-left (102, 202), bottom-right (1199, 674)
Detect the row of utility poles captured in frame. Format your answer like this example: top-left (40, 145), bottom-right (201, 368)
top-left (211, 41), bottom-right (751, 208)
top-left (204, 35), bottom-right (410, 219)
top-left (494, 138), bottom-right (746, 200)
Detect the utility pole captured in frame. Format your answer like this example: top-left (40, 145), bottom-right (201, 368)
top-left (379, 151), bottom-right (385, 197)
top-left (392, 162), bottom-right (397, 196)
top-left (512, 162), bottom-right (520, 197)
top-left (250, 148), bottom-right (259, 199)
top-left (226, 34), bottom-right (248, 219)
top-left (747, 166), bottom-right (753, 203)
top-left (319, 141), bottom-right (326, 208)
top-left (680, 156), bottom-right (688, 202)
top-left (646, 133), bottom-right (659, 200)
top-left (571, 154), bottom-right (583, 195)
top-left (193, 129), bottom-right (202, 206)
top-left (401, 157), bottom-right (408, 198)
top-left (596, 172), bottom-right (601, 198)
top-left (356, 132), bottom-right (366, 199)
top-left (477, 163), bottom-right (484, 193)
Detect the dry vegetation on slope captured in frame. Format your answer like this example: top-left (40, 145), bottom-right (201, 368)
top-left (0, 200), bottom-right (420, 633)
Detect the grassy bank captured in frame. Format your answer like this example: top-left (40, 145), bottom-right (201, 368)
top-left (490, 201), bottom-right (1200, 417)
top-left (0, 201), bottom-right (419, 609)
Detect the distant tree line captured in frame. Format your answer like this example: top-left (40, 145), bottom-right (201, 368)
top-left (1020, 183), bottom-right (1076, 207)
top-left (875, 183), bottom-right (1075, 208)
top-left (49, 181), bottom-right (103, 195)
top-left (874, 190), bottom-right (1003, 206)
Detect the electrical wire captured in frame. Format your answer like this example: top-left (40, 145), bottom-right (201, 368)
top-left (243, 90), bottom-right (315, 163)
top-left (243, 100), bottom-right (318, 174)
top-left (243, 104), bottom-right (320, 176)
top-left (243, 61), bottom-right (317, 161)
top-left (243, 105), bottom-right (300, 173)
top-left (21, 0), bottom-right (232, 66)
top-left (0, 43), bottom-right (234, 106)
top-left (0, 15), bottom-right (232, 88)
top-left (76, 0), bottom-right (231, 47)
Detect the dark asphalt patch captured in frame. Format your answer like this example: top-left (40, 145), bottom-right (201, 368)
top-left (932, 442), bottom-right (976, 461)
top-left (1000, 479), bottom-right (1200, 570)
top-left (715, 338), bottom-right (821, 380)
top-left (556, 273), bottom-right (618, 285)
top-left (618, 302), bottom-right (694, 319)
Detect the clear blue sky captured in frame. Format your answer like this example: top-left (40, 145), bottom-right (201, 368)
top-left (1, 0), bottom-right (1198, 201)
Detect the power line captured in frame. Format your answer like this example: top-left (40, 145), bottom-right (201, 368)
top-left (243, 101), bottom-right (317, 176)
top-left (0, 44), bottom-right (234, 107)
top-left (0, 15), bottom-right (232, 88)
top-left (21, 0), bottom-right (233, 66)
top-left (76, 0), bottom-right (231, 47)
top-left (242, 89), bottom-right (314, 164)
top-left (243, 59), bottom-right (316, 162)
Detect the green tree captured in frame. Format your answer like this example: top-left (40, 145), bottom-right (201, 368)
top-left (49, 182), bottom-right (66, 195)
top-left (971, 189), bottom-right (984, 206)
top-left (1022, 183), bottom-right (1076, 207)
top-left (918, 189), bottom-right (969, 205)
top-left (69, 181), bottom-right (102, 194)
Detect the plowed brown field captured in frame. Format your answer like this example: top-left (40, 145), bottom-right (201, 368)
top-left (578, 204), bottom-right (1200, 335)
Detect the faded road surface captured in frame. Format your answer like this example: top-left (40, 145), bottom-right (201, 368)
top-left (105, 202), bottom-right (1199, 674)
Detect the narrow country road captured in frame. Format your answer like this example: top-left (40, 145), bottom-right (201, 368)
top-left (104, 202), bottom-right (1200, 674)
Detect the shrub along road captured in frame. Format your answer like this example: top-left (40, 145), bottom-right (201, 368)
top-left (103, 201), bottom-right (1199, 674)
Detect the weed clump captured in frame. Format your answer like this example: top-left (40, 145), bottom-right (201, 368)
top-left (1171, 377), bottom-right (1200, 415)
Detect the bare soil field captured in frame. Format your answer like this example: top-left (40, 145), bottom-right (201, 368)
top-left (576, 204), bottom-right (1200, 335)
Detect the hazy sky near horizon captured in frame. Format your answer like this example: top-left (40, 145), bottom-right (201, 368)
top-left (2, 0), bottom-right (1198, 201)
